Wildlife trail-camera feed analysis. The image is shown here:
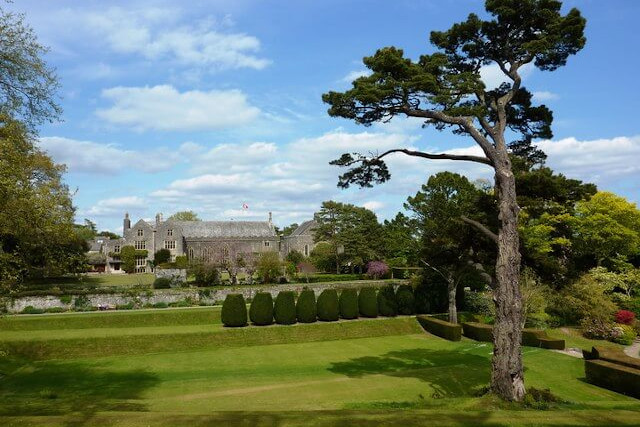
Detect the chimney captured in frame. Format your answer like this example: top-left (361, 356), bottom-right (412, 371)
top-left (268, 211), bottom-right (273, 226)
top-left (123, 212), bottom-right (131, 235)
top-left (155, 212), bottom-right (163, 227)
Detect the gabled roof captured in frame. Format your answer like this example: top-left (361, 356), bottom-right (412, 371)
top-left (173, 221), bottom-right (275, 238)
top-left (289, 220), bottom-right (317, 236)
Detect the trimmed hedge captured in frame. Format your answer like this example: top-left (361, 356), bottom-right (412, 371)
top-left (416, 315), bottom-right (462, 341)
top-left (296, 289), bottom-right (317, 323)
top-left (590, 346), bottom-right (640, 370)
top-left (221, 294), bottom-right (247, 327)
top-left (585, 359), bottom-right (640, 398)
top-left (358, 287), bottom-right (378, 318)
top-left (462, 322), bottom-right (493, 342)
top-left (153, 277), bottom-right (172, 289)
top-left (274, 291), bottom-right (297, 325)
top-left (396, 285), bottom-right (415, 315)
top-left (339, 288), bottom-right (359, 319)
top-left (522, 328), bottom-right (565, 350)
top-left (377, 285), bottom-right (398, 317)
top-left (249, 292), bottom-right (274, 326)
top-left (317, 289), bottom-right (339, 322)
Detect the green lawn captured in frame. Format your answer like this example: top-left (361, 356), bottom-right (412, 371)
top-left (1, 310), bottom-right (639, 426)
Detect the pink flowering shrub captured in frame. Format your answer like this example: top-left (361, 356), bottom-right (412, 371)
top-left (366, 261), bottom-right (389, 279)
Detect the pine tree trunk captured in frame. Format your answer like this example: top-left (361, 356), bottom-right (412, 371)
top-left (447, 276), bottom-right (457, 324)
top-left (491, 157), bottom-right (525, 401)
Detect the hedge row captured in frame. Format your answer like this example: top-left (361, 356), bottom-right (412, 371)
top-left (461, 322), bottom-right (494, 342)
top-left (221, 285), bottom-right (414, 327)
top-left (416, 315), bottom-right (461, 341)
top-left (585, 359), bottom-right (640, 398)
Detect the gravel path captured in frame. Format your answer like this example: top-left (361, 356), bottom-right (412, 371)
top-left (623, 339), bottom-right (640, 358)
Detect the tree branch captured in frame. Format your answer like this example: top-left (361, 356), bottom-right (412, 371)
top-left (460, 215), bottom-right (498, 243)
top-left (376, 148), bottom-right (493, 166)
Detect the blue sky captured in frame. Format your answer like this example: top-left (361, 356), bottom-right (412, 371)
top-left (9, 0), bottom-right (640, 233)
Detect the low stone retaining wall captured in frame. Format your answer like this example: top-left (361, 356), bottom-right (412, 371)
top-left (2, 280), bottom-right (401, 313)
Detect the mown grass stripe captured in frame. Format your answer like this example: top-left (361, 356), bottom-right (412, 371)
top-left (1, 317), bottom-right (423, 361)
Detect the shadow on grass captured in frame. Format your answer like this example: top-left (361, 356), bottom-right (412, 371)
top-left (0, 359), bottom-right (159, 426)
top-left (328, 348), bottom-right (490, 398)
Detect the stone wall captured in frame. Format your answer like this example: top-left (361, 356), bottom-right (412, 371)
top-left (2, 280), bottom-right (400, 314)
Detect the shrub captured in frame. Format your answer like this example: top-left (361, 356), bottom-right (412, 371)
top-left (174, 255), bottom-right (188, 269)
top-left (339, 288), bottom-right (359, 319)
top-left (257, 252), bottom-right (282, 284)
top-left (154, 249), bottom-right (171, 265)
top-left (296, 289), bottom-right (317, 323)
top-left (358, 287), bottom-right (378, 318)
top-left (221, 294), bottom-right (248, 327)
top-left (416, 315), bottom-right (461, 341)
top-left (395, 285), bottom-right (415, 315)
top-left (286, 250), bottom-right (304, 265)
top-left (615, 310), bottom-right (635, 325)
top-left (366, 261), bottom-right (389, 279)
top-left (522, 388), bottom-right (563, 410)
top-left (274, 291), bottom-right (297, 325)
top-left (190, 262), bottom-right (220, 286)
top-left (581, 315), bottom-right (614, 340)
top-left (317, 289), bottom-right (339, 321)
top-left (119, 245), bottom-right (137, 274)
top-left (152, 302), bottom-right (168, 308)
top-left (611, 324), bottom-right (637, 345)
top-left (462, 322), bottom-right (493, 342)
top-left (377, 285), bottom-right (397, 317)
top-left (59, 295), bottom-right (72, 304)
top-left (585, 359), bottom-right (640, 399)
top-left (153, 277), bottom-right (172, 289)
top-left (74, 294), bottom-right (90, 309)
top-left (546, 273), bottom-right (617, 326)
top-left (45, 306), bottom-right (65, 313)
top-left (249, 292), bottom-right (274, 326)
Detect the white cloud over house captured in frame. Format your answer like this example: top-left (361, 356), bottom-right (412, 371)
top-left (96, 85), bottom-right (261, 131)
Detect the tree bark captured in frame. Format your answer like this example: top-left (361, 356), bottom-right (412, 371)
top-left (447, 275), bottom-right (457, 324)
top-left (491, 154), bottom-right (525, 401)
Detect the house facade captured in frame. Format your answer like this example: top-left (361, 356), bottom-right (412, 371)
top-left (88, 213), bottom-right (317, 273)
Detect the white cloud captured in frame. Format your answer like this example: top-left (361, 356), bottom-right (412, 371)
top-left (84, 7), bottom-right (270, 71)
top-left (362, 201), bottom-right (385, 211)
top-left (341, 69), bottom-right (371, 82)
top-left (537, 135), bottom-right (640, 183)
top-left (81, 196), bottom-right (147, 217)
top-left (532, 91), bottom-right (559, 102)
top-left (96, 85), bottom-right (261, 131)
top-left (480, 62), bottom-right (534, 89)
top-left (39, 136), bottom-right (179, 174)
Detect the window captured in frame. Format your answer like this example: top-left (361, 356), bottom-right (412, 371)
top-left (164, 240), bottom-right (176, 250)
top-left (264, 241), bottom-right (270, 247)
top-left (135, 240), bottom-right (146, 250)
top-left (114, 245), bottom-right (120, 253)
top-left (137, 229), bottom-right (144, 237)
top-left (304, 244), bottom-right (309, 257)
top-left (167, 229), bottom-right (173, 236)
top-left (136, 256), bottom-right (147, 267)
top-left (188, 248), bottom-right (194, 259)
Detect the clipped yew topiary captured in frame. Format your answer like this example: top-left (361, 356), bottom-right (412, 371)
top-left (296, 289), bottom-right (317, 323)
top-left (274, 291), bottom-right (297, 325)
top-left (339, 288), bottom-right (359, 319)
top-left (396, 284), bottom-right (415, 315)
top-left (317, 289), bottom-right (339, 321)
top-left (221, 294), bottom-right (247, 327)
top-left (377, 284), bottom-right (398, 317)
top-left (358, 287), bottom-right (378, 318)
top-left (249, 292), bottom-right (274, 326)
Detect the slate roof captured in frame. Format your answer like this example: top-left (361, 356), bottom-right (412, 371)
top-left (289, 220), bottom-right (317, 236)
top-left (173, 221), bottom-right (276, 238)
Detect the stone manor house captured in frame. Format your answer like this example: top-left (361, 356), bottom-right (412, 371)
top-left (88, 213), bottom-right (317, 273)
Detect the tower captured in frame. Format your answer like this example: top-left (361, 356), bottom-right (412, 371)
top-left (123, 212), bottom-right (131, 236)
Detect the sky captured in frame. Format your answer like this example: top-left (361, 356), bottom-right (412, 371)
top-left (8, 0), bottom-right (640, 234)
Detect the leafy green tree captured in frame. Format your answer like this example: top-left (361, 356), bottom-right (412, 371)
top-left (257, 251), bottom-right (281, 283)
top-left (381, 213), bottom-right (419, 267)
top-left (168, 211), bottom-right (200, 221)
top-left (406, 172), bottom-right (493, 323)
top-left (0, 7), bottom-right (61, 131)
top-left (0, 116), bottom-right (87, 291)
top-left (286, 250), bottom-right (304, 265)
top-left (97, 230), bottom-right (120, 240)
top-left (309, 242), bottom-right (339, 273)
top-left (153, 249), bottom-right (171, 266)
top-left (119, 246), bottom-right (137, 274)
top-left (280, 223), bottom-right (299, 236)
top-left (321, 0), bottom-right (586, 400)
top-left (313, 201), bottom-right (384, 273)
